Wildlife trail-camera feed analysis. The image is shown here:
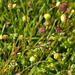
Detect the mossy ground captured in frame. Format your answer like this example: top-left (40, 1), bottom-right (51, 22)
top-left (0, 0), bottom-right (75, 75)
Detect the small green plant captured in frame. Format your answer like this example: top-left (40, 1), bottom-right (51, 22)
top-left (0, 0), bottom-right (75, 75)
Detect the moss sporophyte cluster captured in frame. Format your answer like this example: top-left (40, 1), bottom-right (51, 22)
top-left (0, 0), bottom-right (75, 75)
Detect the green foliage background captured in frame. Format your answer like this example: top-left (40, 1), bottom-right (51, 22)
top-left (0, 0), bottom-right (75, 75)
